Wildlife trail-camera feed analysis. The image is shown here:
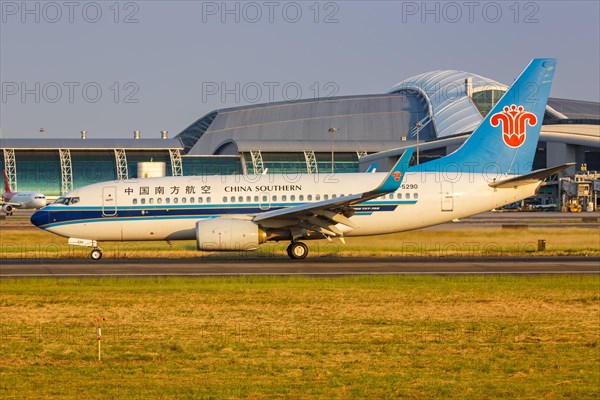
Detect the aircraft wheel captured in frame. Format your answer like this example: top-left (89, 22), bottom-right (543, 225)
top-left (287, 242), bottom-right (308, 260)
top-left (90, 249), bottom-right (103, 260)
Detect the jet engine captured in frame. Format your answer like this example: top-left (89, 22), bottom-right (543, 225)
top-left (196, 218), bottom-right (267, 251)
top-left (1, 204), bottom-right (14, 214)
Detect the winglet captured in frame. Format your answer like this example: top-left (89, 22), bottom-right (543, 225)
top-left (2, 169), bottom-right (12, 194)
top-left (371, 147), bottom-right (414, 194)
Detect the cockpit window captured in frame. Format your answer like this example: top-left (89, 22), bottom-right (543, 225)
top-left (54, 197), bottom-right (80, 205)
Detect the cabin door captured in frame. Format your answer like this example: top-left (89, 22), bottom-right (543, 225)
top-left (102, 186), bottom-right (118, 216)
top-left (441, 181), bottom-right (454, 212)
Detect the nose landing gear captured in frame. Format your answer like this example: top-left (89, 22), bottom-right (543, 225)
top-left (90, 248), bottom-right (103, 260)
top-left (286, 241), bottom-right (308, 260)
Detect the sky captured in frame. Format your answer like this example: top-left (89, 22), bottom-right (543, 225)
top-left (1, 0), bottom-right (599, 139)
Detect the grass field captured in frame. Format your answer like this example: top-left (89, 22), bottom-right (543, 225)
top-left (1, 276), bottom-right (599, 399)
top-left (1, 225), bottom-right (599, 258)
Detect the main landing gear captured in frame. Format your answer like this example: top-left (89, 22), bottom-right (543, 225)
top-left (286, 241), bottom-right (308, 260)
top-left (67, 238), bottom-right (103, 260)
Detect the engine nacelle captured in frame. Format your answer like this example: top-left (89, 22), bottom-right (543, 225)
top-left (196, 218), bottom-right (267, 251)
top-left (1, 204), bottom-right (14, 214)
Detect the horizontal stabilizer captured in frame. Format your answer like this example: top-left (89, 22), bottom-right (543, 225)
top-left (489, 163), bottom-right (574, 188)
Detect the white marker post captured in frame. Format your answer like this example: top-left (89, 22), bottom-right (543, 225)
top-left (97, 326), bottom-right (102, 361)
top-left (93, 317), bottom-right (105, 361)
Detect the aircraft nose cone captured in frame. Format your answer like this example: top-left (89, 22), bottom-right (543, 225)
top-left (30, 210), bottom-right (49, 227)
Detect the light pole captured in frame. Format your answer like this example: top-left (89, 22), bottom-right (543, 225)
top-left (328, 128), bottom-right (338, 173)
top-left (414, 122), bottom-right (423, 165)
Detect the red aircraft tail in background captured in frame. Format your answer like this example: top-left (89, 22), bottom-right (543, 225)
top-left (3, 169), bottom-right (13, 194)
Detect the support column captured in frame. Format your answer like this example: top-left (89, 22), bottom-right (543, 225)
top-left (2, 149), bottom-right (17, 191)
top-left (250, 150), bottom-right (264, 175)
top-left (59, 149), bottom-right (73, 194)
top-left (114, 149), bottom-right (129, 180)
top-left (304, 151), bottom-right (318, 174)
top-left (169, 149), bottom-right (182, 176)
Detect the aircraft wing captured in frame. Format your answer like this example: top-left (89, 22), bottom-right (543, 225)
top-left (252, 148), bottom-right (414, 239)
top-left (489, 163), bottom-right (574, 188)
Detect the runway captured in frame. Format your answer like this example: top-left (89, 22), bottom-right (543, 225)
top-left (1, 257), bottom-right (598, 277)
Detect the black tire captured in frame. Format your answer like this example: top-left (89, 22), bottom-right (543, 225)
top-left (90, 249), bottom-right (102, 260)
top-left (287, 242), bottom-right (308, 260)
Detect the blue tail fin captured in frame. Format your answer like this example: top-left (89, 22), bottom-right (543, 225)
top-left (438, 58), bottom-right (556, 175)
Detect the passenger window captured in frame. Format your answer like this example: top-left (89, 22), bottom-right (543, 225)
top-left (414, 193), bottom-right (419, 199)
top-left (406, 193), bottom-right (411, 200)
top-left (291, 195), bottom-right (296, 201)
top-left (149, 198), bottom-right (154, 204)
top-left (231, 196), bottom-right (235, 203)
top-left (254, 196), bottom-right (259, 202)
top-left (282, 195), bottom-right (287, 201)
top-left (389, 194), bottom-right (394, 200)
top-left (198, 197), bottom-right (203, 204)
top-left (141, 198), bottom-right (146, 205)
top-left (173, 198), bottom-right (179, 204)
top-left (307, 195), bottom-right (312, 201)
top-left (181, 197), bottom-right (186, 204)
top-left (299, 195), bottom-right (304, 201)
top-left (272, 195), bottom-right (277, 202)
top-left (316, 194), bottom-right (321, 201)
top-left (262, 196), bottom-right (268, 202)
top-left (166, 197), bottom-right (171, 204)
top-left (332, 194), bottom-right (337, 199)
top-left (190, 197), bottom-right (195, 204)
top-left (133, 198), bottom-right (138, 205)
top-left (223, 197), bottom-right (228, 203)
top-left (246, 196), bottom-right (252, 202)
top-left (207, 197), bottom-right (212, 203)
top-left (397, 193), bottom-right (402, 200)
top-left (157, 198), bottom-right (163, 204)
top-left (239, 196), bottom-right (244, 203)
top-left (324, 195), bottom-right (329, 200)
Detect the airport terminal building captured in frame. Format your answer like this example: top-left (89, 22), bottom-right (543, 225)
top-left (1, 69), bottom-right (598, 207)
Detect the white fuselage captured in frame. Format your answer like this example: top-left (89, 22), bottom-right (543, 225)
top-left (34, 171), bottom-right (540, 241)
top-left (2, 192), bottom-right (47, 210)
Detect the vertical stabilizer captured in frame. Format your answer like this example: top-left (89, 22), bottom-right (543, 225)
top-left (437, 58), bottom-right (556, 175)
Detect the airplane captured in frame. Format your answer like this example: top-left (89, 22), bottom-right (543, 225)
top-left (1, 169), bottom-right (47, 214)
top-left (31, 58), bottom-right (571, 260)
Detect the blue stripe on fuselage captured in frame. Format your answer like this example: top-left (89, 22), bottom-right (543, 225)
top-left (38, 201), bottom-right (416, 229)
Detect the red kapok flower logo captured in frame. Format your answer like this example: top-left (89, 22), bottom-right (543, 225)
top-left (490, 104), bottom-right (538, 148)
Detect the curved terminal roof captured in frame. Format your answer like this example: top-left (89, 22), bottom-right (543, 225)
top-left (387, 70), bottom-right (569, 138)
top-left (387, 70), bottom-right (507, 138)
top-left (179, 94), bottom-right (434, 155)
